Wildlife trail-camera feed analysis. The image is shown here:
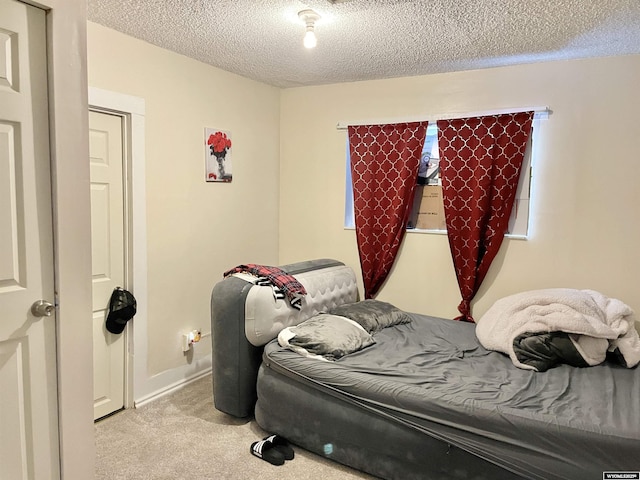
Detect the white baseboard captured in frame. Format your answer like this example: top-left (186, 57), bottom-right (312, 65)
top-left (134, 358), bottom-right (212, 408)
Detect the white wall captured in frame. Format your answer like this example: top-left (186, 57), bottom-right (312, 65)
top-left (87, 23), bottom-right (281, 387)
top-left (279, 54), bottom-right (640, 321)
top-left (86, 21), bottom-right (640, 396)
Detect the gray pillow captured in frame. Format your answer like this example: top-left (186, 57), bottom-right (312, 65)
top-left (327, 299), bottom-right (412, 334)
top-left (278, 314), bottom-right (375, 361)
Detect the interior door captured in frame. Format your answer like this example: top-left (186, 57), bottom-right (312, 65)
top-left (0, 1), bottom-right (60, 478)
top-left (89, 110), bottom-right (126, 420)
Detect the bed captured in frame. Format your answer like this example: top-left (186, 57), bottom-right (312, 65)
top-left (210, 259), bottom-right (640, 480)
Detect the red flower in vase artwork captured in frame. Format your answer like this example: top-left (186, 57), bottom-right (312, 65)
top-left (206, 129), bottom-right (232, 182)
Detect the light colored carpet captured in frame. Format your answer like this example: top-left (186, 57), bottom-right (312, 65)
top-left (95, 375), bottom-right (377, 480)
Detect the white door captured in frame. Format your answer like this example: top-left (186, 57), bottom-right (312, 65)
top-left (0, 1), bottom-right (60, 479)
top-left (89, 110), bottom-right (127, 420)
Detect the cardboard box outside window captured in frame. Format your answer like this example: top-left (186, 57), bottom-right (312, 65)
top-left (409, 185), bottom-right (446, 230)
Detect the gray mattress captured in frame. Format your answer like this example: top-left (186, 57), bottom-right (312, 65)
top-left (258, 312), bottom-right (640, 479)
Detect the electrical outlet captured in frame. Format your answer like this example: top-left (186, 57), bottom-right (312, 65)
top-left (181, 334), bottom-right (191, 352)
top-left (181, 330), bottom-right (202, 352)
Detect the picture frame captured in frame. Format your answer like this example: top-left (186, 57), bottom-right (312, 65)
top-left (205, 128), bottom-right (233, 182)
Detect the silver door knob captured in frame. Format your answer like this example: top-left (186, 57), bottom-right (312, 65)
top-left (31, 300), bottom-right (54, 317)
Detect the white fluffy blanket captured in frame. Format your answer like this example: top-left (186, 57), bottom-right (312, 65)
top-left (476, 288), bottom-right (640, 370)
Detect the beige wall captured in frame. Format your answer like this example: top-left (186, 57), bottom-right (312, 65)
top-left (87, 22), bottom-right (281, 377)
top-left (86, 20), bottom-right (640, 385)
top-left (279, 54), bottom-right (640, 321)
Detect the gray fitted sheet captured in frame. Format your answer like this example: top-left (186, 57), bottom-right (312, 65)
top-left (262, 312), bottom-right (640, 479)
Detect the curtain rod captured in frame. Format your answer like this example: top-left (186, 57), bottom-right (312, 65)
top-left (336, 106), bottom-right (550, 130)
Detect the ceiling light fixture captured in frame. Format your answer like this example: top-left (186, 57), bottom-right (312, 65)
top-left (298, 9), bottom-right (320, 49)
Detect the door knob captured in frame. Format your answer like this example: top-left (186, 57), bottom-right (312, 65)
top-left (31, 300), bottom-right (54, 317)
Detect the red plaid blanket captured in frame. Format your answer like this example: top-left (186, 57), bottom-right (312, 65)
top-left (223, 264), bottom-right (307, 309)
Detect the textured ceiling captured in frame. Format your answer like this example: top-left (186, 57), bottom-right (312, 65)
top-left (87, 0), bottom-right (640, 88)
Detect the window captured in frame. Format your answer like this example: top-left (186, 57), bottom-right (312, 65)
top-left (345, 120), bottom-right (537, 238)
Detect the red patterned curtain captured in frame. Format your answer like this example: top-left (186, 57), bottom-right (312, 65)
top-left (348, 122), bottom-right (428, 299)
top-left (437, 112), bottom-right (533, 322)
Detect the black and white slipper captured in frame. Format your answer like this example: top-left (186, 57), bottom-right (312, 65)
top-left (263, 434), bottom-right (294, 460)
top-left (250, 439), bottom-right (285, 466)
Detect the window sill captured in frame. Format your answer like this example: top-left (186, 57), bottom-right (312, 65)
top-left (406, 228), bottom-right (447, 235)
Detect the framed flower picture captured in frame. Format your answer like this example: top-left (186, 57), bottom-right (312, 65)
top-left (205, 128), bottom-right (233, 182)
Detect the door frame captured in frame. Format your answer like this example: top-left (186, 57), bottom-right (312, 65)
top-left (32, 0), bottom-right (93, 478)
top-left (89, 87), bottom-right (146, 409)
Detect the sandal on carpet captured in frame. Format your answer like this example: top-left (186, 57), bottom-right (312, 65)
top-left (250, 439), bottom-right (285, 466)
top-left (263, 434), bottom-right (294, 460)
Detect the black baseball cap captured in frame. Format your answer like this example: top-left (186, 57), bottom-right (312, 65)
top-left (106, 287), bottom-right (137, 334)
